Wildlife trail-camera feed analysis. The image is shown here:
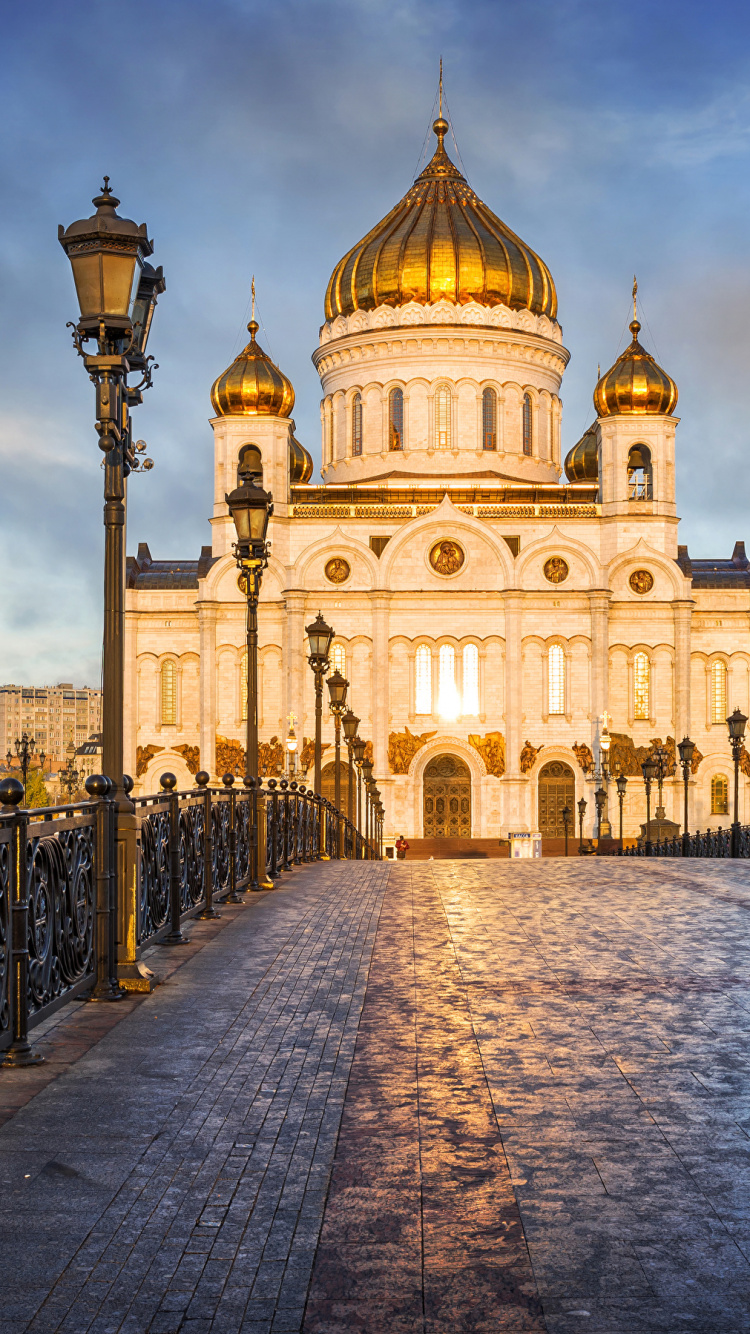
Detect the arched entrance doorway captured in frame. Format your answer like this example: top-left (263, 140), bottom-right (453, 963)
top-left (538, 761), bottom-right (575, 838)
top-left (423, 754), bottom-right (471, 839)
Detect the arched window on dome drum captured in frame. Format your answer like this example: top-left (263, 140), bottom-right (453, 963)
top-left (240, 650), bottom-right (248, 722)
top-left (462, 645), bottom-right (479, 715)
top-left (161, 660), bottom-right (177, 726)
top-left (328, 405), bottom-right (334, 464)
top-left (711, 773), bottom-right (729, 815)
top-left (434, 384), bottom-right (451, 450)
top-left (482, 388), bottom-right (497, 451)
top-left (415, 645), bottom-right (432, 714)
top-left (352, 393), bottom-right (363, 457)
top-left (548, 645), bottom-right (564, 716)
top-left (331, 642), bottom-right (346, 676)
top-left (634, 652), bottom-right (650, 720)
top-left (628, 445), bottom-right (652, 500)
top-left (389, 388), bottom-right (404, 451)
top-left (522, 393), bottom-right (533, 456)
top-left (711, 660), bottom-right (727, 724)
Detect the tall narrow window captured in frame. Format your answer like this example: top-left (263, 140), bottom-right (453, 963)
top-left (548, 645), bottom-right (564, 715)
top-left (415, 645), bottom-right (432, 714)
top-left (711, 660), bottom-right (727, 724)
top-left (328, 405), bottom-right (334, 463)
top-left (434, 384), bottom-right (451, 449)
top-left (240, 650), bottom-right (248, 722)
top-left (389, 388), bottom-right (404, 451)
top-left (522, 393), bottom-right (533, 456)
top-left (331, 642), bottom-right (346, 675)
top-left (634, 652), bottom-right (650, 720)
top-left (161, 660), bottom-right (177, 725)
top-left (482, 388), bottom-right (497, 450)
top-left (711, 774), bottom-right (729, 815)
top-left (462, 644), bottom-right (479, 714)
top-left (438, 645), bottom-right (459, 718)
top-left (352, 393), bottom-right (362, 456)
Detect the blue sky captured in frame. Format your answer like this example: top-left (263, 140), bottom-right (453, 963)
top-left (2, 0), bottom-right (750, 684)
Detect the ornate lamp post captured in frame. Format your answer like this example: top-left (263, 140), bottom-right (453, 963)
top-left (598, 727), bottom-right (612, 838)
top-left (727, 708), bottom-right (748, 857)
top-left (326, 670), bottom-right (349, 817)
top-left (641, 755), bottom-right (658, 854)
top-left (59, 181), bottom-right (163, 802)
top-left (362, 758), bottom-right (374, 848)
top-left (60, 741), bottom-right (81, 801)
top-left (678, 737), bottom-right (696, 855)
top-left (616, 772), bottom-right (628, 849)
top-left (226, 468), bottom-right (274, 784)
top-left (286, 721), bottom-right (298, 778)
top-left (342, 709), bottom-right (359, 828)
top-left (653, 746), bottom-right (668, 821)
top-left (306, 612), bottom-right (334, 793)
top-left (594, 787), bottom-right (607, 848)
top-left (7, 733), bottom-right (36, 802)
top-left (352, 737), bottom-right (367, 842)
top-left (561, 805), bottom-right (571, 857)
top-left (577, 796), bottom-right (587, 854)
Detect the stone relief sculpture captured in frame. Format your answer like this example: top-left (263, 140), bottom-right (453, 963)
top-left (607, 733), bottom-right (702, 778)
top-left (300, 736), bottom-right (330, 774)
top-left (258, 736), bottom-right (284, 777)
top-left (174, 744), bottom-right (200, 776)
top-left (388, 728), bottom-right (437, 775)
top-left (520, 740), bottom-right (543, 773)
top-left (215, 735), bottom-right (246, 777)
top-left (136, 744), bottom-right (163, 778)
top-left (468, 731), bottom-right (505, 777)
top-left (572, 742), bottom-right (594, 774)
top-left (429, 540), bottom-right (464, 575)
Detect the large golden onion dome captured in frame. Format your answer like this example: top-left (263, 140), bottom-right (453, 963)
top-left (325, 117), bottom-right (557, 321)
top-left (211, 321), bottom-right (295, 418)
top-left (594, 320), bottom-right (677, 417)
top-left (564, 424), bottom-right (599, 482)
top-left (289, 434), bottom-right (313, 484)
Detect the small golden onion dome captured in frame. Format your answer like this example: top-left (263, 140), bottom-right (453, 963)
top-left (325, 118), bottom-right (556, 321)
top-left (564, 424), bottom-right (599, 482)
top-left (594, 320), bottom-right (677, 417)
top-left (210, 321), bottom-right (295, 418)
top-left (289, 435), bottom-right (313, 484)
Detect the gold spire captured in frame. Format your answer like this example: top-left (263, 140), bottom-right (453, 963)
top-left (210, 316), bottom-right (295, 418)
top-left (439, 57), bottom-right (443, 117)
top-left (632, 274), bottom-right (638, 322)
top-left (325, 109), bottom-right (556, 321)
top-left (593, 286), bottom-right (677, 417)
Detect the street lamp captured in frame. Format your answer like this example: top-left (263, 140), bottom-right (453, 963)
top-left (226, 468), bottom-right (274, 784)
top-left (616, 772), bottom-right (628, 849)
top-left (327, 670), bottom-right (348, 856)
top-left (561, 805), bottom-right (571, 857)
top-left (726, 708), bottom-right (748, 858)
top-left (59, 181), bottom-right (164, 802)
top-left (577, 797), bottom-right (587, 854)
top-left (352, 737), bottom-right (367, 842)
top-left (7, 733), bottom-right (36, 802)
top-left (598, 727), bottom-right (612, 837)
top-left (362, 757), bottom-right (374, 849)
top-left (342, 708), bottom-right (359, 829)
top-left (653, 746), bottom-right (668, 821)
top-left (595, 787), bottom-right (607, 847)
top-left (306, 612), bottom-right (334, 793)
top-left (60, 741), bottom-right (81, 801)
top-left (641, 755), bottom-right (658, 854)
top-left (286, 725), bottom-right (298, 779)
top-left (678, 736), bottom-right (696, 855)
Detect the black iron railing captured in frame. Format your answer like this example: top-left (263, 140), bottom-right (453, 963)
top-left (618, 824), bottom-right (750, 858)
top-left (0, 772), bottom-right (374, 1065)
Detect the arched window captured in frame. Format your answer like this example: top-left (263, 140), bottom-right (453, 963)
top-left (389, 388), bottom-right (404, 451)
top-left (548, 645), bottom-right (564, 715)
top-left (482, 388), bottom-right (497, 451)
top-left (522, 393), bottom-right (533, 455)
top-left (352, 393), bottom-right (363, 456)
top-left (434, 384), bottom-right (451, 450)
top-left (438, 645), bottom-right (459, 718)
top-left (240, 650), bottom-right (248, 722)
top-left (415, 645), bottom-right (432, 714)
top-left (634, 652), bottom-right (650, 720)
top-left (462, 644), bottom-right (479, 714)
top-left (328, 404), bottom-right (334, 463)
top-left (711, 774), bottom-right (729, 815)
top-left (628, 445), bottom-right (652, 500)
top-left (331, 642), bottom-right (346, 676)
top-left (711, 660), bottom-right (727, 724)
top-left (161, 660), bottom-right (177, 726)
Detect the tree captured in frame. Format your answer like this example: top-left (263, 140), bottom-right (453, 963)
top-left (24, 770), bottom-right (50, 809)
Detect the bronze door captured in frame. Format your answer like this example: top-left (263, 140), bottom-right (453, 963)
top-left (537, 761), bottom-right (575, 837)
top-left (423, 755), bottom-right (471, 839)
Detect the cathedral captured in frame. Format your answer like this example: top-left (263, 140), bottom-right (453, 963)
top-left (124, 109), bottom-right (750, 845)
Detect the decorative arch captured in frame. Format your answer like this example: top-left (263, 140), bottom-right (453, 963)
top-left (516, 526), bottom-right (601, 589)
top-left (407, 734), bottom-right (487, 838)
top-left (292, 526), bottom-right (379, 590)
top-left (379, 496), bottom-right (515, 590)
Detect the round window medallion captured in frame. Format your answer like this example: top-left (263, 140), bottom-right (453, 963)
top-left (325, 557), bottom-right (350, 585)
top-left (544, 556), bottom-right (569, 585)
top-left (629, 569), bottom-right (654, 595)
top-left (429, 539), bottom-right (465, 576)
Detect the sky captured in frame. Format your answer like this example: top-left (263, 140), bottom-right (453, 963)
top-left (2, 0), bottom-right (750, 686)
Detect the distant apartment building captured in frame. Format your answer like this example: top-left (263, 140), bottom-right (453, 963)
top-left (0, 684), bottom-right (102, 763)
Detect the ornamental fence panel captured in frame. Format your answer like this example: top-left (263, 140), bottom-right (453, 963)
top-left (618, 824), bottom-right (748, 858)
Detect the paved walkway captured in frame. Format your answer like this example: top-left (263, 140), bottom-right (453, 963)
top-left (2, 860), bottom-right (750, 1333)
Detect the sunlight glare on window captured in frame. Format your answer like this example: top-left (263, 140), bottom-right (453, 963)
top-left (438, 645), bottom-right (460, 719)
top-left (462, 644), bottom-right (479, 714)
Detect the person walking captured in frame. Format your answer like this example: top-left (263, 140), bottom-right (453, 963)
top-left (395, 834), bottom-right (410, 860)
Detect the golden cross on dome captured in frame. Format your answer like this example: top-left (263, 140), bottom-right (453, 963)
top-left (632, 274), bottom-right (638, 321)
top-left (251, 275), bottom-right (256, 323)
top-left (439, 57), bottom-right (443, 117)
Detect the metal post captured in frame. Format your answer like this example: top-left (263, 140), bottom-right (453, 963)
top-left (0, 778), bottom-right (42, 1067)
top-left (86, 775), bottom-right (122, 999)
top-left (196, 771), bottom-right (220, 919)
top-left (347, 744), bottom-right (354, 848)
top-left (314, 669), bottom-right (323, 794)
top-left (280, 780), bottom-right (293, 871)
top-left (645, 778), bottom-right (653, 856)
top-left (224, 774), bottom-right (243, 902)
top-left (245, 587), bottom-right (259, 783)
top-left (334, 713), bottom-right (342, 857)
top-left (267, 779), bottom-right (279, 878)
top-left (732, 745), bottom-right (741, 859)
top-left (160, 773), bottom-right (186, 944)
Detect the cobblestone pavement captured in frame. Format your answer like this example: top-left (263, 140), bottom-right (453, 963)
top-left (2, 859), bottom-right (750, 1333)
